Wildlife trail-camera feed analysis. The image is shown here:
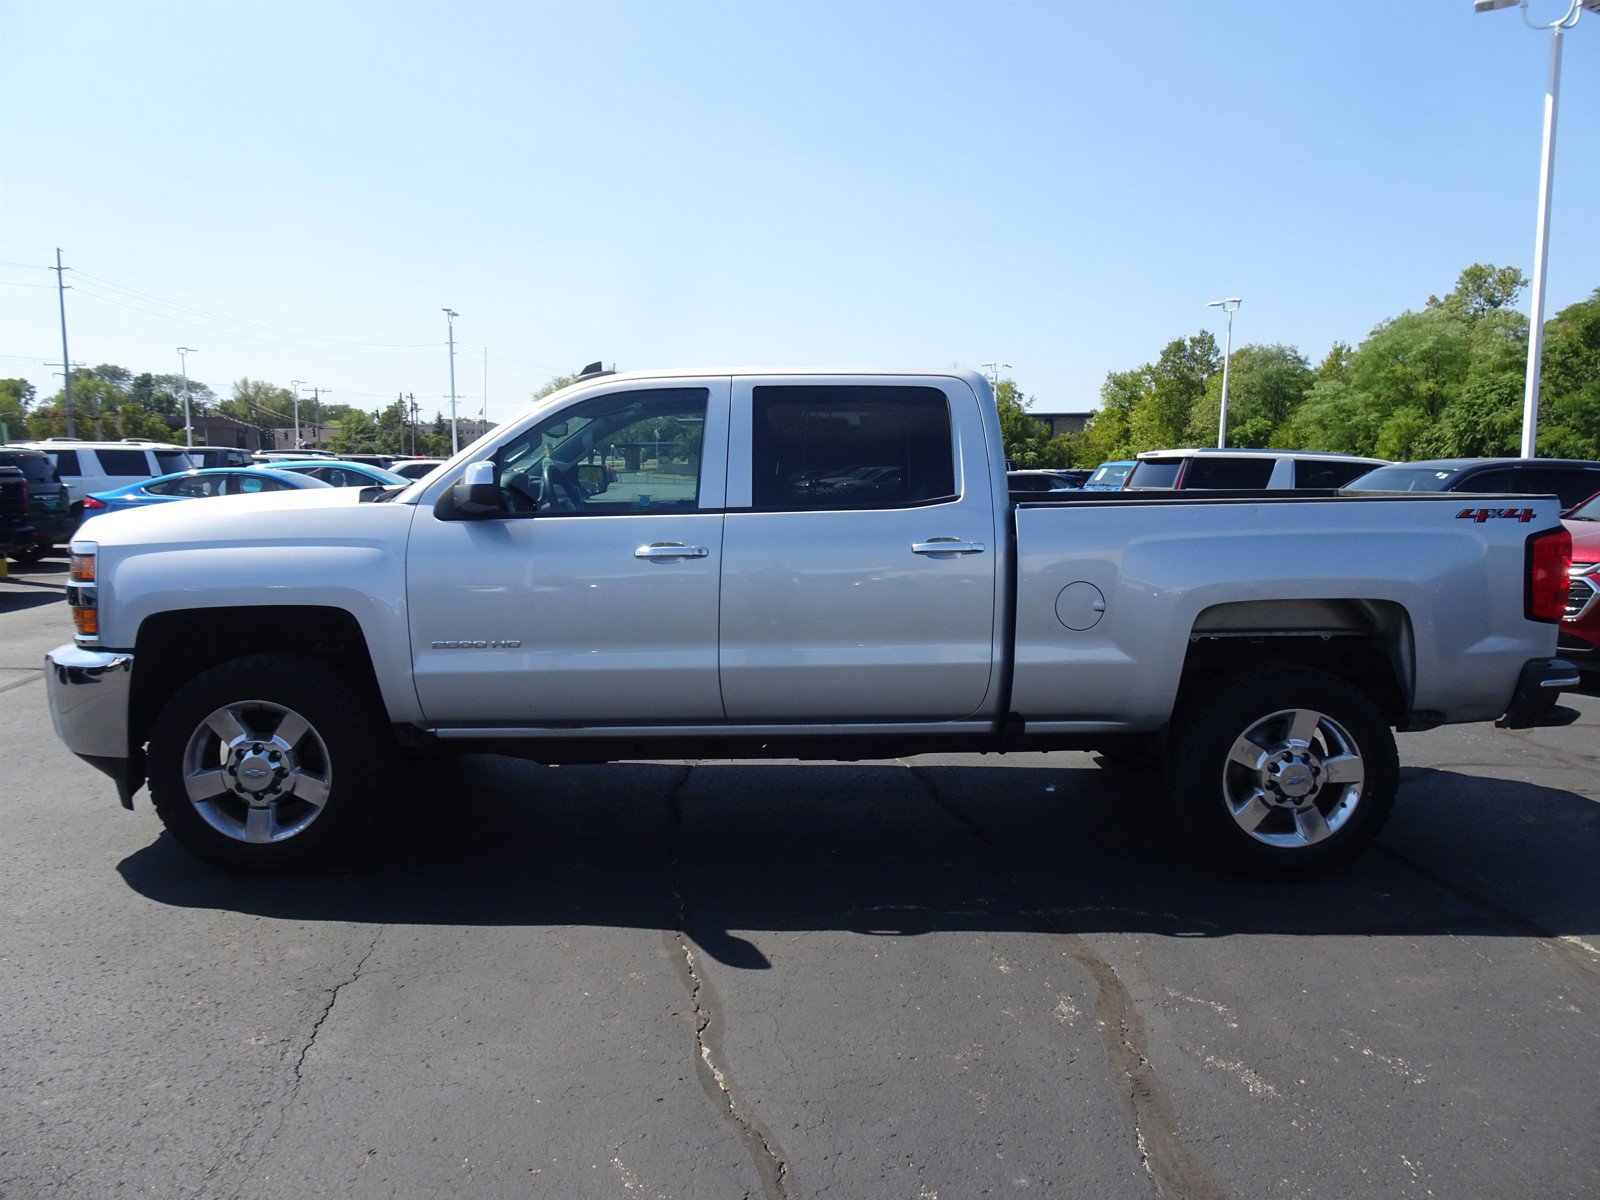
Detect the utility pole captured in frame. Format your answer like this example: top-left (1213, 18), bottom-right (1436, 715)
top-left (51, 248), bottom-right (75, 437)
top-left (176, 347), bottom-right (197, 446)
top-left (408, 392), bottom-right (418, 455)
top-left (482, 346), bottom-right (489, 432)
top-left (290, 380), bottom-right (307, 447)
top-left (443, 308), bottom-right (459, 453)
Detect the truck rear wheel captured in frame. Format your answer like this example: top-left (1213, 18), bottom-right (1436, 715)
top-left (1167, 667), bottom-right (1397, 879)
top-left (147, 653), bottom-right (392, 873)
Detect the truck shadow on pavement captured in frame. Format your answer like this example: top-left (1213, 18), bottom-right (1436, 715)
top-left (116, 755), bottom-right (1600, 970)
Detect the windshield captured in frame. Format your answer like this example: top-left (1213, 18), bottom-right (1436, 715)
top-left (1568, 492), bottom-right (1600, 520)
top-left (1125, 458), bottom-right (1183, 488)
top-left (1342, 465), bottom-right (1458, 491)
top-left (1087, 462), bottom-right (1131, 488)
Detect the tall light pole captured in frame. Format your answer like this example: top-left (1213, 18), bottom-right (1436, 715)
top-left (1206, 299), bottom-right (1242, 448)
top-left (1475, 0), bottom-right (1593, 458)
top-left (442, 308), bottom-right (460, 453)
top-left (176, 347), bottom-right (197, 447)
top-left (290, 380), bottom-right (307, 447)
top-left (980, 361), bottom-right (1013, 396)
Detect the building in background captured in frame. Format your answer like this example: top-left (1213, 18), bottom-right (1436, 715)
top-left (1030, 410), bottom-right (1094, 438)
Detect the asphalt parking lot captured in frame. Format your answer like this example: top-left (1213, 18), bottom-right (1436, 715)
top-left (2, 550), bottom-right (1596, 1200)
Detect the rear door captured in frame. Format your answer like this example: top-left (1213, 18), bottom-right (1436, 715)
top-left (718, 376), bottom-right (998, 721)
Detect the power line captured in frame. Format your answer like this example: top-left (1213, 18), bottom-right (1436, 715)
top-left (69, 286), bottom-right (444, 359)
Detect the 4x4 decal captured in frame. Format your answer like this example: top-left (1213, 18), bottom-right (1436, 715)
top-left (1456, 507), bottom-right (1538, 524)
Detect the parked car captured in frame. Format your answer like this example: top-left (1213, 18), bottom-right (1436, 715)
top-left (1343, 458), bottom-right (1600, 510)
top-left (1561, 490), bottom-right (1600, 672)
top-left (389, 458), bottom-right (448, 481)
top-left (81, 467), bottom-right (331, 520)
top-left (0, 447), bottom-right (75, 561)
top-left (0, 465), bottom-right (34, 563)
top-left (269, 460), bottom-right (409, 488)
top-left (5, 439), bottom-right (194, 508)
top-left (1008, 469), bottom-right (1088, 494)
top-left (47, 368), bottom-right (1578, 882)
top-left (185, 447), bottom-right (255, 469)
top-left (1124, 448), bottom-right (1388, 491)
top-left (252, 450), bottom-right (336, 464)
top-left (1081, 460), bottom-right (1135, 491)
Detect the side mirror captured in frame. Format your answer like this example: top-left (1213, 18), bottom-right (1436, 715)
top-left (434, 460), bottom-right (503, 520)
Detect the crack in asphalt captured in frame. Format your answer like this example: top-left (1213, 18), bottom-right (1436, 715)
top-left (901, 761), bottom-right (1229, 1200)
top-left (1372, 842), bottom-right (1600, 986)
top-left (196, 927), bottom-right (386, 1197)
top-left (663, 763), bottom-right (792, 1200)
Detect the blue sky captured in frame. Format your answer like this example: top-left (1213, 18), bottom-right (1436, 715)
top-left (1, 0), bottom-right (1596, 423)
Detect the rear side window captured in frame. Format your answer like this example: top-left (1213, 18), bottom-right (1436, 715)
top-left (750, 385), bottom-right (955, 511)
top-left (1519, 467), bottom-right (1600, 509)
top-left (1182, 457), bottom-right (1276, 489)
top-left (97, 448), bottom-right (153, 477)
top-left (1458, 469), bottom-right (1518, 493)
top-left (1294, 459), bottom-right (1371, 489)
top-left (156, 451), bottom-right (193, 474)
top-left (0, 453), bottom-right (57, 484)
top-left (51, 449), bottom-right (81, 475)
top-left (1126, 458), bottom-right (1183, 488)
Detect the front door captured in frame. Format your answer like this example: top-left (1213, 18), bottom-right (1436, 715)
top-left (718, 376), bottom-right (999, 722)
top-left (407, 378), bottom-right (731, 726)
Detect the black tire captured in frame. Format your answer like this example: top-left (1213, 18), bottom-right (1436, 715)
top-left (148, 653), bottom-right (393, 873)
top-left (10, 545), bottom-right (47, 564)
top-left (1167, 666), bottom-right (1397, 880)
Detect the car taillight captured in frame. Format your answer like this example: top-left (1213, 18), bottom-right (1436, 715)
top-left (84, 496), bottom-right (106, 510)
top-left (1527, 527), bottom-right (1572, 623)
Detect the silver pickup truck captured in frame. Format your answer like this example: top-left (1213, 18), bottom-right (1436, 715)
top-left (46, 368), bottom-right (1579, 879)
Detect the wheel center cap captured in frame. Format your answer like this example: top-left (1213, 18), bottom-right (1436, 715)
top-left (230, 748), bottom-right (281, 796)
top-left (1263, 750), bottom-right (1321, 804)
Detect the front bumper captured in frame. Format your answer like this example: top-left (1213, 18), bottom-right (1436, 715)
top-left (46, 644), bottom-right (142, 808)
top-left (1495, 656), bottom-right (1581, 730)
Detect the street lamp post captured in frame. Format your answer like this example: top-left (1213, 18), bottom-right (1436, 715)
top-left (980, 361), bottom-right (1013, 396)
top-left (443, 308), bottom-right (460, 453)
top-left (1475, 0), bottom-right (1593, 457)
top-left (1206, 299), bottom-right (1242, 448)
top-left (176, 347), bottom-right (197, 447)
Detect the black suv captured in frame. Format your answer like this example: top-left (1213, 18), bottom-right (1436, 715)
top-left (0, 448), bottom-right (76, 562)
top-left (1345, 457), bottom-right (1600, 510)
top-left (0, 465), bottom-right (35, 562)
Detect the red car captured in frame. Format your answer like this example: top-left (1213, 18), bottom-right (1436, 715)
top-left (1562, 491), bottom-right (1600, 671)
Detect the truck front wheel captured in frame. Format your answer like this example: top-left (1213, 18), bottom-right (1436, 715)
top-left (1168, 667), bottom-right (1397, 880)
top-left (147, 653), bottom-right (392, 872)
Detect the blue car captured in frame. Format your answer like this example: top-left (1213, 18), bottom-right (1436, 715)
top-left (1081, 460), bottom-right (1136, 491)
top-left (270, 460), bottom-right (410, 488)
top-left (82, 467), bottom-right (331, 519)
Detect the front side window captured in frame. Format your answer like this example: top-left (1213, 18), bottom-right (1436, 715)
top-left (492, 387), bottom-right (709, 516)
top-left (750, 385), bottom-right (955, 511)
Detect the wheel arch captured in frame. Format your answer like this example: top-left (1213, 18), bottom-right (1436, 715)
top-left (130, 605), bottom-right (387, 752)
top-left (1180, 598), bottom-right (1416, 727)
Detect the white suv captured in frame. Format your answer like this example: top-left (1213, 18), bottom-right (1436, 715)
top-left (1123, 447), bottom-right (1387, 491)
top-left (5, 439), bottom-right (195, 507)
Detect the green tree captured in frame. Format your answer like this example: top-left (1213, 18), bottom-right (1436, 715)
top-left (1183, 343), bottom-right (1311, 448)
top-left (330, 409), bottom-right (380, 454)
top-left (1127, 331), bottom-right (1219, 450)
top-left (0, 378), bottom-right (34, 441)
top-left (219, 378), bottom-right (293, 429)
top-left (114, 403), bottom-right (171, 441)
top-left (1537, 288), bottom-right (1600, 459)
top-left (1075, 368), bottom-right (1149, 466)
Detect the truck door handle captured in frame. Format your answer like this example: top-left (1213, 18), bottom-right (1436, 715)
top-left (912, 538), bottom-right (986, 556)
top-left (635, 542), bottom-right (709, 560)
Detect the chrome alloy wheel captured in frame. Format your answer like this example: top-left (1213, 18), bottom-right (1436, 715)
top-left (181, 701), bottom-right (333, 844)
top-left (1222, 707), bottom-right (1364, 849)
